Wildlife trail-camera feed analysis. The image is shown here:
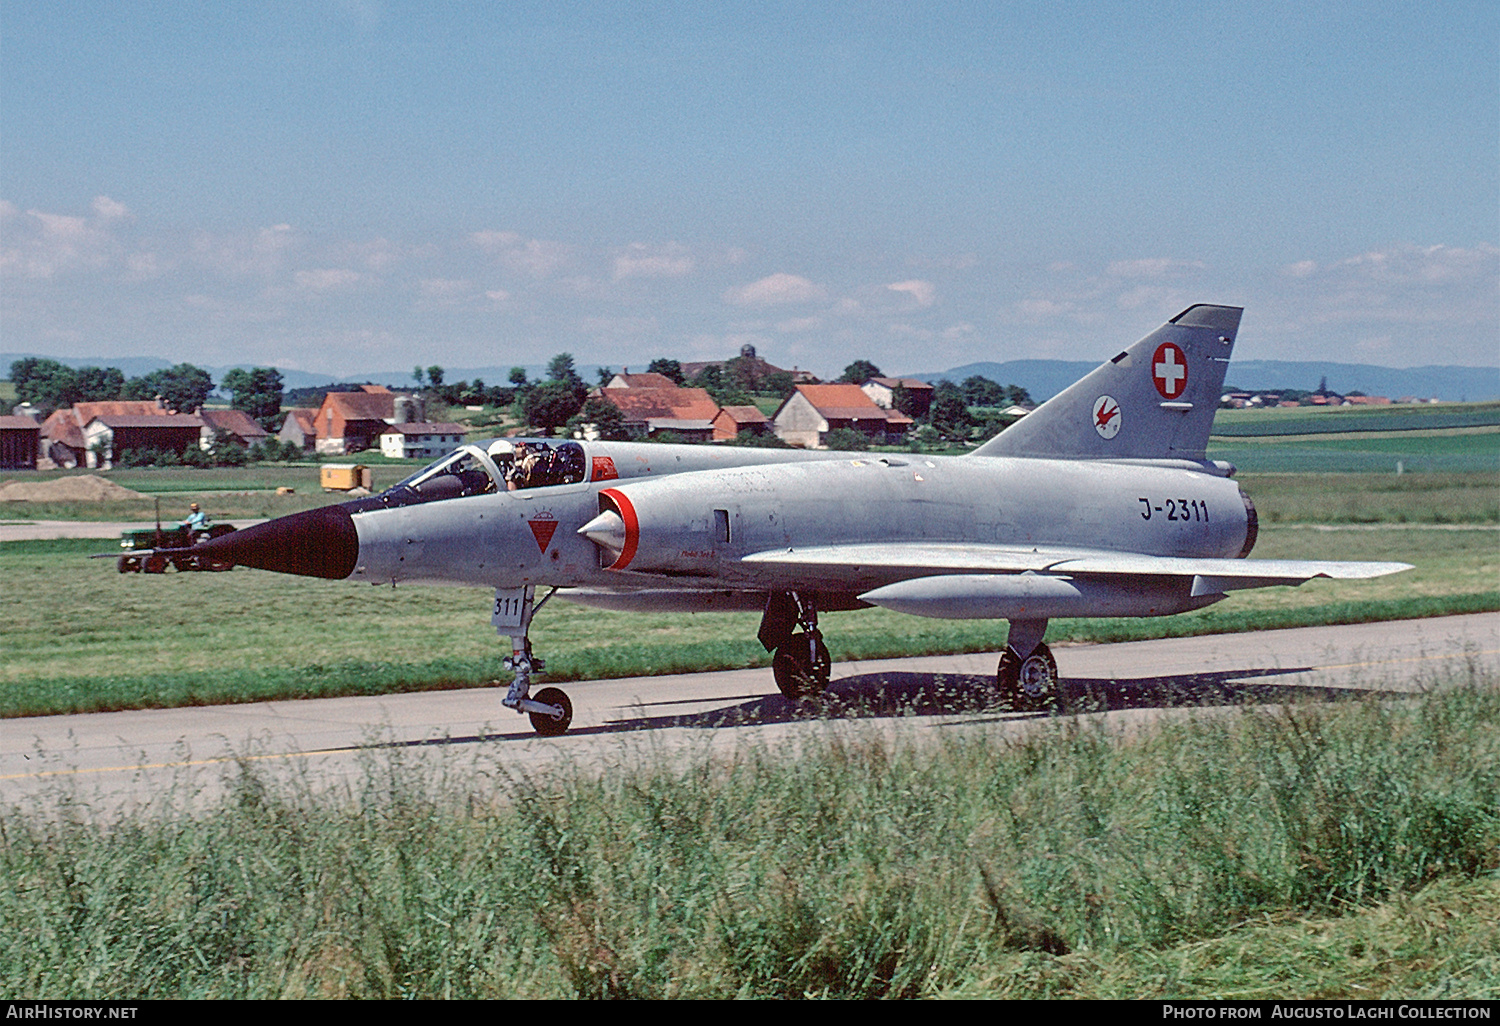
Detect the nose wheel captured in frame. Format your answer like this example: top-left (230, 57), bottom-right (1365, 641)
top-left (526, 686), bottom-right (573, 736)
top-left (495, 586), bottom-right (574, 736)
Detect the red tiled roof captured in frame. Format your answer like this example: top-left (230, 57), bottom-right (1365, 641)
top-left (198, 408), bottom-right (269, 438)
top-left (599, 387), bottom-right (721, 423)
top-left (71, 400), bottom-right (171, 420)
top-left (867, 377), bottom-right (933, 391)
top-left (86, 414), bottom-right (205, 429)
top-left (284, 409), bottom-right (318, 432)
top-left (0, 416), bottom-right (42, 430)
top-left (715, 405), bottom-right (770, 425)
top-left (611, 372), bottom-right (680, 389)
top-left (793, 384), bottom-right (913, 424)
top-left (322, 391), bottom-right (397, 422)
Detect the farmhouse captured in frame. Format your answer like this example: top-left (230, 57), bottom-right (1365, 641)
top-left (81, 414), bottom-right (205, 468)
top-left (772, 384), bottom-right (913, 448)
top-left (312, 386), bottom-right (396, 455)
top-left (40, 400), bottom-right (173, 467)
top-left (277, 408), bottom-right (319, 452)
top-left (0, 415), bottom-right (40, 470)
top-left (379, 422), bottom-right (470, 460)
top-left (712, 405), bottom-right (772, 441)
top-left (604, 371), bottom-right (681, 390)
top-left (861, 377), bottom-right (934, 419)
top-left (597, 386), bottom-right (723, 442)
top-left (197, 408), bottom-right (270, 449)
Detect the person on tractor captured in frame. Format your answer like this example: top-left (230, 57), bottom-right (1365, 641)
top-left (181, 503), bottom-right (211, 544)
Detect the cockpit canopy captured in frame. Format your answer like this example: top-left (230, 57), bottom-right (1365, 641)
top-left (488, 439), bottom-right (587, 490)
top-left (392, 446), bottom-right (499, 502)
top-left (349, 439), bottom-right (590, 512)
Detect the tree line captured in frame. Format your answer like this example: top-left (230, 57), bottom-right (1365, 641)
top-left (9, 358), bottom-right (285, 431)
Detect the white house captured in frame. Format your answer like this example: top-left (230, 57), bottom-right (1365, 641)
top-left (379, 422), bottom-right (469, 460)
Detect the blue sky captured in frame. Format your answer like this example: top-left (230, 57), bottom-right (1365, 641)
top-left (3, 1), bottom-right (1496, 379)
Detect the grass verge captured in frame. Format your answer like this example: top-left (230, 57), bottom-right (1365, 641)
top-left (4, 680), bottom-right (1496, 998)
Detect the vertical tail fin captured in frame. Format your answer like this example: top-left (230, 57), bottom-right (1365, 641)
top-left (972, 304), bottom-right (1241, 460)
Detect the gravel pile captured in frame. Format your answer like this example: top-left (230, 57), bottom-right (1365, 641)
top-left (0, 475), bottom-right (148, 502)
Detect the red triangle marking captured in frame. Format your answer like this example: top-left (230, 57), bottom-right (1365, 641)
top-left (528, 520), bottom-right (559, 553)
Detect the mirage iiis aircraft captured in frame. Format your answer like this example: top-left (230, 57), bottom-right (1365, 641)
top-left (177, 305), bottom-right (1409, 735)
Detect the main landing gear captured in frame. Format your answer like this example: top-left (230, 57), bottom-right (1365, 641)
top-left (758, 597), bottom-right (1060, 711)
top-left (760, 591), bottom-right (831, 700)
top-left (996, 618), bottom-right (1059, 711)
top-left (496, 585), bottom-right (573, 736)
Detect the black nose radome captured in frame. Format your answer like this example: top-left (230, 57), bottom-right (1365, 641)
top-left (192, 504), bottom-right (359, 580)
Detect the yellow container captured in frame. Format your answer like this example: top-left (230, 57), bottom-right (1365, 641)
top-left (320, 464), bottom-right (371, 491)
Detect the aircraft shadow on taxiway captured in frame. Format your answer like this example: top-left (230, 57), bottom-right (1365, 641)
top-left (379, 666), bottom-right (1377, 749)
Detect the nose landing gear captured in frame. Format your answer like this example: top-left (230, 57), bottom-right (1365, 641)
top-left (496, 586), bottom-right (573, 735)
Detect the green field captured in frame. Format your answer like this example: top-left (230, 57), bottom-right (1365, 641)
top-left (1211, 400), bottom-right (1500, 436)
top-left (1209, 431), bottom-right (1499, 474)
top-left (1206, 402), bottom-right (1500, 473)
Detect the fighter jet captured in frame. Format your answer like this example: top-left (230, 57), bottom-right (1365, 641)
top-left (179, 304), bottom-right (1410, 734)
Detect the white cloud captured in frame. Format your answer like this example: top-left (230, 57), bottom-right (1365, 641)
top-left (775, 316), bottom-right (823, 333)
top-left (0, 201), bottom-right (131, 278)
top-left (613, 242), bottom-right (695, 280)
top-left (1011, 298), bottom-right (1074, 322)
top-left (91, 195), bottom-right (131, 221)
top-left (191, 223), bottom-right (299, 277)
top-left (295, 268), bottom-right (362, 291)
top-left (471, 229), bottom-right (572, 277)
top-left (1282, 259), bottom-right (1318, 278)
top-left (723, 272), bottom-right (827, 307)
top-left (419, 277), bottom-right (472, 298)
top-left (1106, 258), bottom-right (1206, 279)
top-left (886, 279), bottom-right (936, 307)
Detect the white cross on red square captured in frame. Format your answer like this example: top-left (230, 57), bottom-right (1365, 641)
top-left (1153, 342), bottom-right (1188, 398)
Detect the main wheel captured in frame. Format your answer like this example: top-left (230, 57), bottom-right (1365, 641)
top-left (772, 632), bottom-right (831, 700)
top-left (144, 554), bottom-right (168, 574)
top-left (528, 686), bottom-right (573, 737)
top-left (997, 644), bottom-right (1058, 710)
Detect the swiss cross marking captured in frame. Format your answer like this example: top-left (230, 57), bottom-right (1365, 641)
top-left (1152, 342), bottom-right (1188, 399)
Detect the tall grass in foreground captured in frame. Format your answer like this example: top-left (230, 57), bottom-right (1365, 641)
top-left (4, 681), bottom-right (1498, 998)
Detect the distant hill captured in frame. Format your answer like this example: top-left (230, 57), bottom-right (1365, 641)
top-left (910, 359), bottom-right (1500, 403)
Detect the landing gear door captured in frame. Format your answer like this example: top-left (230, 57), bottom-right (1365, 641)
top-left (491, 587), bottom-right (532, 630)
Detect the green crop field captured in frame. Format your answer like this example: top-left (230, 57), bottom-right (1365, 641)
top-left (1211, 401), bottom-right (1500, 436)
top-left (1209, 431), bottom-right (1500, 474)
